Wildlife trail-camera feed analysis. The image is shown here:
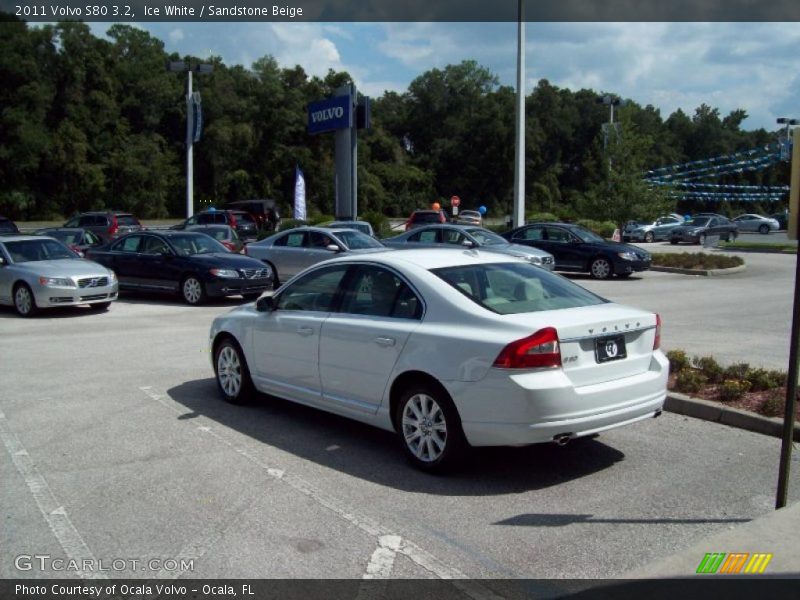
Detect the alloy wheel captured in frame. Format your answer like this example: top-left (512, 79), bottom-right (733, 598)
top-left (217, 345), bottom-right (242, 398)
top-left (14, 285), bottom-right (34, 317)
top-left (401, 393), bottom-right (448, 463)
top-left (183, 277), bottom-right (203, 304)
top-left (590, 258), bottom-right (612, 279)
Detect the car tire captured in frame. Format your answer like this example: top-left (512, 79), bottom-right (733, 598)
top-left (265, 262), bottom-right (280, 289)
top-left (214, 337), bottom-right (254, 404)
top-left (395, 383), bottom-right (466, 472)
top-left (89, 301), bottom-right (111, 311)
top-left (13, 283), bottom-right (38, 318)
top-left (644, 232), bottom-right (655, 243)
top-left (181, 275), bottom-right (206, 305)
top-left (758, 224), bottom-right (769, 234)
top-left (698, 233), bottom-right (706, 245)
top-left (589, 258), bottom-right (612, 280)
top-left (670, 238), bottom-right (678, 245)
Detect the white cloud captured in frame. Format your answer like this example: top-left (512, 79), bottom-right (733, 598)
top-left (168, 28), bottom-right (185, 44)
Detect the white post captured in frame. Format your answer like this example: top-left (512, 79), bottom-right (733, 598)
top-left (512, 0), bottom-right (525, 228)
top-left (186, 69), bottom-right (194, 218)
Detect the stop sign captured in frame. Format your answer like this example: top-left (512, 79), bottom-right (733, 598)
top-left (450, 195), bottom-right (461, 207)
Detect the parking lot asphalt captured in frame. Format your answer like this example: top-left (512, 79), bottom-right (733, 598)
top-left (2, 290), bottom-right (799, 581)
top-left (576, 244), bottom-right (795, 371)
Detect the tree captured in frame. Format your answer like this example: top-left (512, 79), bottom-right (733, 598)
top-left (581, 109), bottom-right (673, 229)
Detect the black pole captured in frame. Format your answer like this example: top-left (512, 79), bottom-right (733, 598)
top-left (776, 208), bottom-right (800, 509)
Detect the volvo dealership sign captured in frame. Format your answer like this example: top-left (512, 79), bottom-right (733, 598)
top-left (308, 95), bottom-right (352, 135)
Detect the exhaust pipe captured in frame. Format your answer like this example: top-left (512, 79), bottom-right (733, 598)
top-left (553, 433), bottom-right (572, 446)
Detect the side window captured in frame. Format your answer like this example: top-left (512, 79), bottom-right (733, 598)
top-left (339, 266), bottom-right (422, 319)
top-left (408, 229), bottom-right (438, 243)
top-left (79, 215), bottom-right (96, 227)
top-left (286, 232), bottom-right (307, 248)
top-left (85, 231), bottom-right (101, 245)
top-left (309, 231), bottom-right (334, 248)
top-left (442, 229), bottom-right (466, 245)
top-left (544, 226), bottom-right (569, 242)
top-left (141, 236), bottom-right (170, 255)
top-left (514, 227), bottom-right (543, 241)
top-left (214, 213), bottom-right (227, 224)
top-left (197, 214), bottom-right (214, 225)
top-left (113, 235), bottom-right (143, 253)
top-left (276, 265), bottom-right (349, 312)
top-left (65, 217), bottom-right (80, 228)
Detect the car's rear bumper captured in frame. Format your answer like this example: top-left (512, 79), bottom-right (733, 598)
top-left (448, 352), bottom-right (668, 447)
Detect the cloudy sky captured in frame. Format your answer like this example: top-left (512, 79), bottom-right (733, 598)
top-left (90, 21), bottom-right (799, 131)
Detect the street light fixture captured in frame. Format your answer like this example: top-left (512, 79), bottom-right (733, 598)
top-left (777, 117), bottom-right (799, 140)
top-left (168, 61), bottom-right (214, 218)
top-left (596, 94), bottom-right (625, 149)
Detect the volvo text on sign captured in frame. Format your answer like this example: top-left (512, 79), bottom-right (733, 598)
top-left (308, 95), bottom-right (352, 135)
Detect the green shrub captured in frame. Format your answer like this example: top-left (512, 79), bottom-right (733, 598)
top-left (760, 394), bottom-right (785, 418)
top-left (575, 219), bottom-right (617, 239)
top-left (525, 212), bottom-right (558, 223)
top-left (666, 349), bottom-right (690, 373)
top-left (675, 370), bottom-right (708, 394)
top-left (360, 211), bottom-right (391, 237)
top-left (746, 368), bottom-right (787, 391)
top-left (279, 218), bottom-right (308, 230)
top-left (693, 355), bottom-right (724, 383)
top-left (724, 363), bottom-right (750, 380)
top-left (308, 214), bottom-right (335, 225)
top-left (719, 379), bottom-right (751, 402)
top-left (650, 252), bottom-right (743, 270)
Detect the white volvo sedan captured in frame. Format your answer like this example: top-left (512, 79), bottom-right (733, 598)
top-left (209, 248), bottom-right (668, 471)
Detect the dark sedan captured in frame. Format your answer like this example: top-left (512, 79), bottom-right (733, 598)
top-left (501, 222), bottom-right (651, 279)
top-left (669, 216), bottom-right (738, 245)
top-left (86, 231), bottom-right (273, 304)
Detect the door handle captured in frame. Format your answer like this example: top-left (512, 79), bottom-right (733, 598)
top-left (296, 327), bottom-right (314, 336)
top-left (374, 337), bottom-right (396, 347)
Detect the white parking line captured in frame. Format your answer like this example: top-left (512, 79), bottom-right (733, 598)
top-left (138, 386), bottom-right (503, 597)
top-left (0, 410), bottom-right (105, 580)
top-left (363, 534), bottom-right (402, 579)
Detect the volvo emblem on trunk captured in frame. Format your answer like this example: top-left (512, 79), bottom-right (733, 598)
top-left (605, 340), bottom-right (619, 358)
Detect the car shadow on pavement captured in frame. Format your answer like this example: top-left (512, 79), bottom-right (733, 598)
top-left (167, 378), bottom-right (627, 496)
top-left (0, 304), bottom-right (112, 319)
top-left (115, 292), bottom-right (249, 307)
top-left (493, 513), bottom-right (749, 527)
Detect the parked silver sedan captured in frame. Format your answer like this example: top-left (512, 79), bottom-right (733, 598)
top-left (732, 214), bottom-right (780, 234)
top-left (244, 226), bottom-right (387, 286)
top-left (382, 224), bottom-right (554, 270)
top-left (0, 235), bottom-right (118, 317)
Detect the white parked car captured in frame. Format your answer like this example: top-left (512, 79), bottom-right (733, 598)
top-left (732, 214), bottom-right (780, 234)
top-left (209, 248), bottom-right (668, 471)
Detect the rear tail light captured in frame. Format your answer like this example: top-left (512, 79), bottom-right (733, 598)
top-left (653, 314), bottom-right (662, 350)
top-left (493, 327), bottom-right (561, 369)
top-left (108, 216), bottom-right (118, 237)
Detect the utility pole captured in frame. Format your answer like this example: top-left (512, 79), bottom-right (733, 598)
top-left (512, 0), bottom-right (525, 229)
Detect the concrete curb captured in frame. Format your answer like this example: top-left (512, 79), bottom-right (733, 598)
top-left (650, 264), bottom-right (746, 276)
top-left (665, 392), bottom-right (800, 442)
top-left (719, 246), bottom-right (797, 255)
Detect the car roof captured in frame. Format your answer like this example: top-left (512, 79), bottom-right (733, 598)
top-left (0, 235), bottom-right (46, 243)
top-left (187, 224), bottom-right (233, 230)
top-left (326, 247), bottom-right (520, 271)
top-left (37, 227), bottom-right (85, 232)
top-left (279, 226), bottom-right (362, 235)
top-left (77, 210), bottom-right (134, 216)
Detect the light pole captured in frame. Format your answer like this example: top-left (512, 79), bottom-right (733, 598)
top-left (512, 0), bottom-right (525, 229)
top-left (597, 94), bottom-right (623, 150)
top-left (777, 117), bottom-right (798, 140)
top-left (776, 116), bottom-right (799, 509)
top-left (168, 61), bottom-right (213, 218)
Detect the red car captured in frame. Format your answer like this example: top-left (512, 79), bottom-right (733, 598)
top-left (405, 209), bottom-right (448, 231)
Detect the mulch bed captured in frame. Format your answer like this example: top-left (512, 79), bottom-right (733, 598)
top-left (667, 374), bottom-right (800, 422)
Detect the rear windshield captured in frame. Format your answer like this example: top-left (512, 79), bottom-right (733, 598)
top-left (0, 219), bottom-right (18, 233)
top-left (413, 212), bottom-right (441, 223)
top-left (45, 231), bottom-right (81, 245)
top-left (432, 262), bottom-right (606, 315)
top-left (116, 215), bottom-right (140, 226)
top-left (234, 212), bottom-right (256, 224)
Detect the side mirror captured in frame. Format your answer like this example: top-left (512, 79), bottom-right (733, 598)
top-left (0, 256), bottom-right (5, 266)
top-left (461, 239), bottom-right (476, 248)
top-left (326, 244), bottom-right (342, 252)
top-left (256, 293), bottom-right (276, 312)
